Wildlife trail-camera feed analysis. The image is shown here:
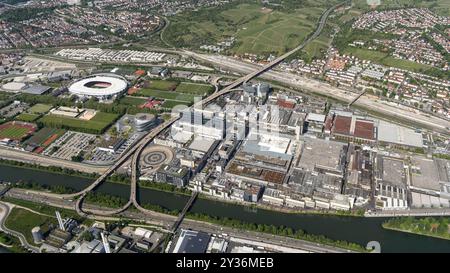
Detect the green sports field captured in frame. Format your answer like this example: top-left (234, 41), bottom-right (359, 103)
top-left (38, 112), bottom-right (120, 134)
top-left (0, 122), bottom-right (35, 140)
top-left (0, 126), bottom-right (29, 139)
top-left (147, 80), bottom-right (179, 91)
top-left (135, 89), bottom-right (196, 103)
top-left (15, 113), bottom-right (40, 122)
top-left (161, 100), bottom-right (190, 109)
top-left (23, 127), bottom-right (65, 147)
top-left (28, 104), bottom-right (52, 114)
top-left (175, 82), bottom-right (214, 95)
top-left (119, 96), bottom-right (147, 106)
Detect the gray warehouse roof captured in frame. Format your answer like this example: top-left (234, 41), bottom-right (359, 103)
top-left (172, 229), bottom-right (211, 253)
top-left (23, 85), bottom-right (51, 95)
top-left (377, 121), bottom-right (423, 148)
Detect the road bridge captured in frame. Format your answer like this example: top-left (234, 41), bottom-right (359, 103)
top-left (39, 2), bottom-right (349, 219)
top-left (170, 192), bottom-right (198, 233)
top-left (0, 185), bottom-right (11, 198)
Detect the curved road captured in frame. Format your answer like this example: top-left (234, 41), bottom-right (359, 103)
top-left (128, 2), bottom-right (348, 218)
top-left (0, 202), bottom-right (39, 253)
top-left (24, 1), bottom-right (348, 223)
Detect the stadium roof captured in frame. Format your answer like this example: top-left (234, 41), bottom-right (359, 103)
top-left (69, 74), bottom-right (127, 97)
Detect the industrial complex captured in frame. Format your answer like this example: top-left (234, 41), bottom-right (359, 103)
top-left (0, 0), bottom-right (449, 256)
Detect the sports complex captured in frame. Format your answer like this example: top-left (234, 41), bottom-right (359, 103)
top-left (68, 74), bottom-right (128, 101)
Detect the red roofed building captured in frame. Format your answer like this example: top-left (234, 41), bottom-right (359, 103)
top-left (354, 120), bottom-right (375, 141)
top-left (134, 69), bottom-right (146, 77)
top-left (333, 116), bottom-right (352, 135)
top-left (277, 98), bottom-right (295, 109)
top-left (331, 115), bottom-right (375, 143)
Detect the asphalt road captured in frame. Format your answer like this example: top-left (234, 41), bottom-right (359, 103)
top-left (189, 53), bottom-right (450, 134)
top-left (4, 188), bottom-right (355, 253)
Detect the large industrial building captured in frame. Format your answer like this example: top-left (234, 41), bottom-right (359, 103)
top-left (68, 74), bottom-right (128, 101)
top-left (172, 229), bottom-right (211, 253)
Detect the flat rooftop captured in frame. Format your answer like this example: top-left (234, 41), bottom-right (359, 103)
top-left (242, 131), bottom-right (292, 161)
top-left (410, 156), bottom-right (441, 191)
top-left (378, 156), bottom-right (405, 186)
top-left (297, 138), bottom-right (346, 173)
top-left (377, 121), bottom-right (422, 148)
top-left (173, 229), bottom-right (211, 253)
top-left (188, 136), bottom-right (217, 153)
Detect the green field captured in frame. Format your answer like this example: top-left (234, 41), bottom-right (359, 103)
top-left (38, 112), bottom-right (120, 134)
top-left (5, 207), bottom-right (56, 246)
top-left (15, 113), bottom-right (40, 122)
top-left (89, 112), bottom-right (120, 123)
top-left (136, 89), bottom-right (196, 103)
top-left (3, 197), bottom-right (91, 225)
top-left (23, 127), bottom-right (65, 147)
top-left (175, 82), bottom-right (214, 95)
top-left (28, 104), bottom-right (52, 114)
top-left (342, 47), bottom-right (434, 72)
top-left (147, 80), bottom-right (179, 91)
top-left (161, 100), bottom-right (190, 109)
top-left (0, 125), bottom-right (32, 140)
top-left (164, 1), bottom-right (337, 56)
top-left (119, 96), bottom-right (147, 106)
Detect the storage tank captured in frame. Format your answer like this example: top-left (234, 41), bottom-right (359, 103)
top-left (31, 226), bottom-right (43, 244)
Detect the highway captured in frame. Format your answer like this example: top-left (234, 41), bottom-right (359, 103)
top-left (74, 115), bottom-right (180, 216)
top-left (0, 147), bottom-right (109, 174)
top-left (1, 1), bottom-right (354, 252)
top-left (190, 53), bottom-right (450, 134)
top-left (4, 188), bottom-right (354, 253)
top-left (126, 1), bottom-right (347, 231)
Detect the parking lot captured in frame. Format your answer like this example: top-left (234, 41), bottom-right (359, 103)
top-left (43, 131), bottom-right (96, 160)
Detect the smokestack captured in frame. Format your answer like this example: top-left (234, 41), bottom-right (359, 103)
top-left (101, 232), bottom-right (111, 254)
top-left (56, 211), bottom-right (65, 231)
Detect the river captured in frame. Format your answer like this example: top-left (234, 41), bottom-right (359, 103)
top-left (1, 164), bottom-right (449, 253)
top-left (0, 246), bottom-right (9, 253)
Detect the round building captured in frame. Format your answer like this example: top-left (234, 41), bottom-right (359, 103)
top-left (135, 113), bottom-right (157, 132)
top-left (68, 74), bottom-right (128, 101)
top-left (31, 226), bottom-right (43, 244)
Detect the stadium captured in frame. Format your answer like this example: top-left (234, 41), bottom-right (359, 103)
top-left (68, 74), bottom-right (128, 101)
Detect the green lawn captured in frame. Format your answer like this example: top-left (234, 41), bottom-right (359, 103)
top-left (161, 100), bottom-right (190, 109)
top-left (0, 126), bottom-right (30, 139)
top-left (164, 1), bottom-right (334, 56)
top-left (136, 89), bottom-right (195, 103)
top-left (28, 104), bottom-right (52, 114)
top-left (90, 112), bottom-right (120, 123)
top-left (2, 197), bottom-right (88, 224)
top-left (175, 82), bottom-right (214, 95)
top-left (38, 112), bottom-right (120, 134)
top-left (119, 96), bottom-right (147, 106)
top-left (15, 113), bottom-right (40, 122)
top-left (148, 80), bottom-right (179, 91)
top-left (4, 207), bottom-right (56, 246)
top-left (342, 47), bottom-right (434, 72)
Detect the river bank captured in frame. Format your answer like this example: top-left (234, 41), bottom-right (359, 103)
top-left (0, 160), bottom-right (364, 218)
top-left (2, 164), bottom-right (450, 252)
top-left (382, 217), bottom-right (450, 241)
